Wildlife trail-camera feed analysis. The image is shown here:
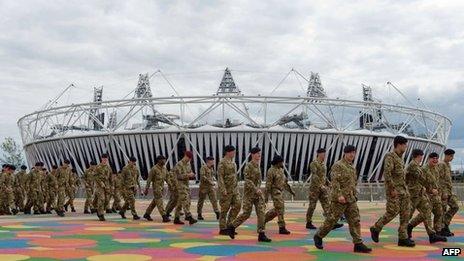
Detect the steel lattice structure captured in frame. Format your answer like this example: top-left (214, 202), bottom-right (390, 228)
top-left (17, 69), bottom-right (452, 183)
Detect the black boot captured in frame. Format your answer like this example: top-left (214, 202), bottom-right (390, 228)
top-left (119, 210), bottom-right (126, 219)
top-left (33, 210), bottom-right (40, 215)
top-left (306, 222), bottom-right (317, 230)
top-left (313, 234), bottom-right (323, 249)
top-left (332, 223), bottom-right (344, 230)
top-left (398, 238), bottom-right (415, 247)
top-left (227, 225), bottom-right (236, 239)
top-left (174, 217), bottom-right (185, 225)
top-left (215, 211), bottom-right (220, 220)
top-left (133, 214), bottom-right (140, 220)
top-left (258, 232), bottom-right (272, 242)
top-left (219, 229), bottom-right (229, 235)
top-left (198, 214), bottom-right (204, 220)
top-left (106, 209), bottom-right (112, 214)
top-left (444, 225), bottom-right (455, 236)
top-left (64, 204), bottom-right (68, 212)
top-left (11, 209), bottom-right (18, 215)
top-left (407, 224), bottom-right (414, 239)
top-left (71, 207), bottom-right (76, 213)
top-left (162, 215), bottom-right (171, 223)
top-left (111, 208), bottom-right (117, 213)
top-left (187, 216), bottom-right (197, 225)
top-left (90, 208), bottom-right (97, 214)
top-left (279, 226), bottom-right (291, 235)
top-left (354, 243), bottom-right (372, 253)
top-left (98, 214), bottom-right (106, 221)
top-left (143, 213), bottom-right (153, 221)
top-left (84, 209), bottom-right (90, 214)
top-left (57, 210), bottom-right (65, 217)
top-left (370, 227), bottom-right (380, 243)
top-left (440, 228), bottom-right (453, 237)
top-left (429, 233), bottom-right (447, 243)
top-left (24, 209), bottom-right (31, 214)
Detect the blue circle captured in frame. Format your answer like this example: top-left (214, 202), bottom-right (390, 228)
top-left (0, 239), bottom-right (29, 249)
top-left (185, 245), bottom-right (272, 256)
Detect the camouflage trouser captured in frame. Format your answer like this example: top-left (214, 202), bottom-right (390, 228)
top-left (175, 187), bottom-right (192, 218)
top-left (219, 191), bottom-right (241, 230)
top-left (145, 197), bottom-right (165, 216)
top-left (165, 187), bottom-right (178, 215)
top-left (231, 194), bottom-right (265, 233)
top-left (265, 192), bottom-right (286, 228)
top-left (197, 185), bottom-right (219, 214)
top-left (317, 201), bottom-right (362, 244)
top-left (1, 189), bottom-right (15, 211)
top-left (104, 184), bottom-right (111, 210)
top-left (373, 193), bottom-right (410, 240)
top-left (56, 187), bottom-right (67, 212)
top-left (442, 194), bottom-right (459, 226)
top-left (121, 188), bottom-right (137, 216)
top-left (14, 189), bottom-right (25, 211)
top-left (46, 190), bottom-right (57, 212)
top-left (84, 187), bottom-right (94, 211)
top-left (306, 187), bottom-right (330, 223)
top-left (112, 189), bottom-right (122, 210)
top-left (27, 190), bottom-right (45, 212)
top-left (409, 195), bottom-right (435, 235)
top-left (65, 187), bottom-right (76, 207)
top-left (412, 194), bottom-right (442, 232)
top-left (93, 186), bottom-right (107, 216)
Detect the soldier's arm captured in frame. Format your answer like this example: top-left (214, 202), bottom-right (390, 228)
top-left (217, 163), bottom-right (226, 195)
top-left (244, 164), bottom-right (259, 192)
top-left (199, 166), bottom-right (207, 184)
top-left (146, 168), bottom-right (153, 190)
top-left (330, 164), bottom-right (344, 202)
top-left (175, 165), bottom-right (189, 180)
top-left (382, 155), bottom-right (395, 192)
top-left (265, 169), bottom-right (273, 201)
top-left (284, 175), bottom-right (295, 195)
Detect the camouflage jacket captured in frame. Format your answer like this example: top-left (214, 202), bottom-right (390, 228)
top-left (147, 164), bottom-right (169, 198)
top-left (422, 164), bottom-right (440, 195)
top-left (0, 171), bottom-right (14, 193)
top-left (28, 168), bottom-right (43, 193)
top-left (405, 160), bottom-right (427, 197)
top-left (199, 164), bottom-right (215, 188)
top-left (437, 162), bottom-right (453, 197)
top-left (383, 151), bottom-right (408, 195)
top-left (330, 158), bottom-right (358, 203)
top-left (46, 172), bottom-right (58, 193)
top-left (243, 161), bottom-right (261, 197)
top-left (121, 163), bottom-right (140, 190)
top-left (167, 169), bottom-right (178, 191)
top-left (265, 165), bottom-right (294, 199)
top-left (94, 163), bottom-right (112, 190)
top-left (14, 170), bottom-right (27, 192)
top-left (174, 159), bottom-right (192, 190)
top-left (309, 160), bottom-right (329, 192)
top-left (56, 166), bottom-right (71, 188)
top-left (82, 167), bottom-right (96, 189)
top-left (217, 157), bottom-right (237, 195)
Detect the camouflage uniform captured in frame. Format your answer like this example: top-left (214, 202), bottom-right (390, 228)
top-left (405, 160), bottom-right (435, 235)
top-left (373, 152), bottom-right (410, 240)
top-left (82, 166), bottom-right (95, 211)
top-left (14, 169), bottom-right (27, 211)
top-left (65, 171), bottom-right (79, 209)
top-left (145, 164), bottom-right (169, 216)
top-left (306, 159), bottom-right (330, 223)
top-left (0, 170), bottom-right (15, 213)
top-left (197, 164), bottom-right (219, 215)
top-left (316, 158), bottom-right (363, 244)
top-left (111, 174), bottom-right (122, 211)
top-left (165, 169), bottom-right (178, 215)
top-left (264, 165), bottom-right (294, 228)
top-left (410, 164), bottom-right (443, 232)
top-left (231, 161), bottom-right (265, 233)
top-left (40, 171), bottom-right (49, 210)
top-left (120, 163), bottom-right (140, 216)
top-left (26, 168), bottom-right (45, 213)
top-left (174, 159), bottom-right (194, 219)
top-left (437, 162), bottom-right (459, 227)
top-left (93, 163), bottom-right (112, 216)
top-left (45, 170), bottom-right (58, 212)
top-left (218, 157), bottom-right (241, 230)
top-left (56, 166), bottom-right (71, 213)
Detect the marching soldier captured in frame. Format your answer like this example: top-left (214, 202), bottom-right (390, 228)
top-left (14, 165), bottom-right (28, 212)
top-left (228, 147), bottom-right (271, 242)
top-left (314, 145), bottom-right (372, 253)
top-left (0, 164), bottom-right (17, 215)
top-left (56, 160), bottom-right (71, 217)
top-left (26, 162), bottom-right (46, 215)
top-left (406, 149), bottom-right (446, 243)
top-left (197, 156), bottom-right (220, 220)
top-left (438, 149), bottom-right (459, 236)
top-left (165, 169), bottom-right (179, 217)
top-left (218, 145), bottom-right (241, 235)
top-left (143, 155), bottom-right (171, 222)
top-left (45, 165), bottom-right (59, 214)
top-left (40, 167), bottom-right (49, 213)
top-left (119, 156), bottom-right (141, 220)
top-left (306, 148), bottom-right (343, 230)
top-left (64, 169), bottom-right (79, 212)
top-left (94, 154), bottom-right (112, 221)
top-left (264, 155), bottom-right (295, 235)
top-left (82, 161), bottom-right (97, 214)
top-left (371, 136), bottom-right (414, 247)
top-left (111, 172), bottom-right (122, 212)
top-left (173, 151), bottom-right (197, 225)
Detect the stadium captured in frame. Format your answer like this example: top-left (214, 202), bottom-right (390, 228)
top-left (17, 68), bottom-right (451, 184)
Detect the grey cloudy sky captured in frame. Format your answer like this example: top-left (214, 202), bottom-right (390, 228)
top-left (1, 1), bottom-right (464, 166)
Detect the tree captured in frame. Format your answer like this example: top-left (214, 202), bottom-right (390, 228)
top-left (0, 137), bottom-right (25, 167)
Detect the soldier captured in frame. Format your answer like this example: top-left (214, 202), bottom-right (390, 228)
top-left (438, 149), bottom-right (459, 236)
top-left (64, 169), bottom-right (79, 212)
top-left (410, 153), bottom-right (444, 236)
top-left (56, 160), bottom-right (71, 217)
top-left (82, 161), bottom-right (97, 214)
top-left (45, 165), bottom-right (59, 214)
top-left (228, 147), bottom-right (271, 242)
top-left (405, 149), bottom-right (446, 243)
top-left (14, 165), bottom-right (28, 212)
top-left (94, 154), bottom-right (112, 221)
top-left (119, 156), bottom-right (141, 220)
top-left (111, 172), bottom-right (122, 212)
top-left (173, 151), bottom-right (197, 225)
top-left (40, 167), bottom-right (49, 213)
top-left (26, 162), bottom-right (46, 215)
top-left (0, 164), bottom-right (18, 215)
top-left (143, 155), bottom-right (171, 222)
top-left (306, 148), bottom-right (343, 230)
top-left (218, 145), bottom-right (241, 235)
top-left (165, 169), bottom-right (179, 217)
top-left (314, 145), bottom-right (372, 253)
top-left (264, 155), bottom-right (295, 235)
top-left (370, 136), bottom-right (414, 247)
top-left (197, 156), bottom-right (220, 221)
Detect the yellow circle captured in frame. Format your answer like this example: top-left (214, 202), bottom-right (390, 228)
top-left (303, 245), bottom-right (322, 252)
top-left (384, 244), bottom-right (439, 251)
top-left (0, 255), bottom-right (30, 261)
top-left (85, 227), bottom-right (125, 231)
top-left (87, 254), bottom-right (151, 261)
top-left (27, 247), bottom-right (54, 251)
top-left (171, 242), bottom-right (219, 248)
top-left (113, 238), bottom-right (160, 243)
top-left (18, 234), bottom-right (51, 238)
top-left (147, 228), bottom-right (180, 233)
top-left (213, 235), bottom-right (256, 240)
top-left (323, 237), bottom-right (349, 242)
top-left (2, 225), bottom-right (36, 229)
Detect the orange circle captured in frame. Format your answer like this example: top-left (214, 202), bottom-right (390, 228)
top-left (30, 238), bottom-right (97, 248)
top-left (23, 249), bottom-right (99, 259)
top-left (234, 252), bottom-right (316, 261)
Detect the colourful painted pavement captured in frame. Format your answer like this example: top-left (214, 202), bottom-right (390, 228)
top-left (0, 200), bottom-right (462, 260)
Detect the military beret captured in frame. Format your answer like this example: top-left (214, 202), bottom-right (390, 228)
top-left (344, 145), bottom-right (356, 153)
top-left (224, 145), bottom-right (236, 152)
top-left (250, 147), bottom-right (261, 154)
